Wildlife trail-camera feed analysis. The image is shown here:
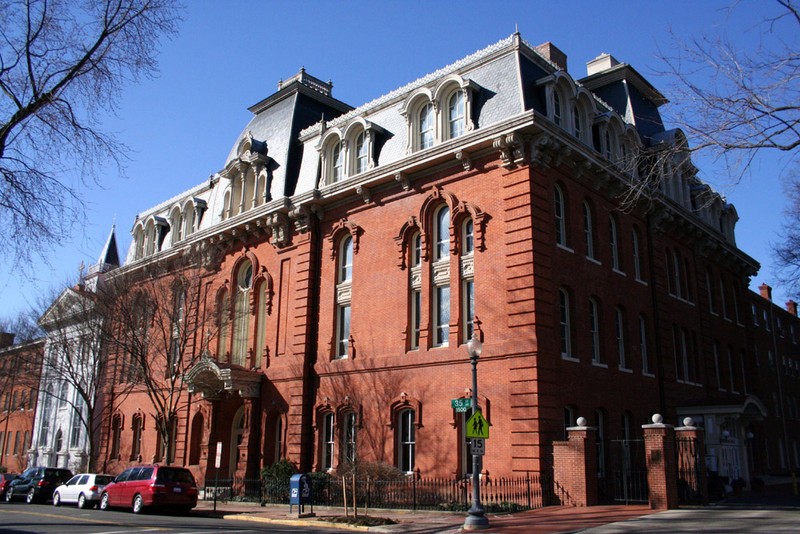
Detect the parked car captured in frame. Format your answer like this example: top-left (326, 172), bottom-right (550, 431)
top-left (53, 473), bottom-right (114, 509)
top-left (100, 465), bottom-right (197, 514)
top-left (0, 473), bottom-right (20, 500)
top-left (5, 467), bottom-right (73, 503)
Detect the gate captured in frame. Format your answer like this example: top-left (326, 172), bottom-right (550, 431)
top-left (602, 439), bottom-right (648, 504)
top-left (676, 435), bottom-right (703, 504)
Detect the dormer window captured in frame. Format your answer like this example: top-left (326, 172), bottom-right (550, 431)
top-left (448, 90), bottom-right (465, 139)
top-left (354, 131), bottom-right (368, 174)
top-left (573, 106), bottom-right (582, 140)
top-left (331, 141), bottom-right (344, 182)
top-left (553, 91), bottom-right (562, 127)
top-left (419, 103), bottom-right (434, 149)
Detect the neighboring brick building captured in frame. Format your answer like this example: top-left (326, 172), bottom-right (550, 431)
top-left (86, 34), bottom-right (798, 496)
top-left (0, 334), bottom-right (43, 473)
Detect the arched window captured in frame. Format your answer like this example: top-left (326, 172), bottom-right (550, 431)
top-left (554, 185), bottom-right (567, 247)
top-left (461, 218), bottom-right (475, 342)
top-left (397, 409), bottom-right (416, 473)
top-left (410, 231), bottom-right (422, 350)
top-left (433, 206), bottom-right (451, 347)
top-left (632, 229), bottom-right (642, 281)
top-left (559, 288), bottom-right (572, 358)
top-left (131, 414), bottom-right (143, 460)
top-left (434, 206), bottom-right (450, 261)
top-left (39, 385), bottom-right (53, 446)
top-left (170, 287), bottom-right (185, 373)
top-left (640, 315), bottom-right (651, 375)
top-left (232, 261), bottom-right (253, 366)
top-left (553, 91), bottom-right (562, 127)
top-left (217, 289), bottom-right (230, 361)
top-left (336, 236), bottom-right (353, 359)
top-left (330, 140), bottom-right (344, 182)
top-left (342, 411), bottom-right (357, 465)
top-left (55, 429), bottom-right (63, 452)
top-left (589, 297), bottom-right (601, 364)
top-left (110, 415), bottom-right (122, 459)
top-left (339, 236), bottom-right (353, 283)
top-left (609, 216), bottom-right (621, 272)
top-left (573, 105), bottom-right (582, 140)
top-left (354, 131), bottom-right (369, 174)
top-left (189, 412), bottom-right (203, 465)
top-left (447, 90), bottom-right (465, 139)
top-left (255, 281), bottom-right (267, 369)
top-left (583, 201), bottom-right (595, 260)
top-left (321, 412), bottom-right (334, 471)
top-left (615, 307), bottom-right (627, 369)
top-left (419, 103), bottom-right (434, 149)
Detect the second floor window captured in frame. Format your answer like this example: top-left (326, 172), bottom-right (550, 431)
top-left (419, 103), bottom-right (434, 149)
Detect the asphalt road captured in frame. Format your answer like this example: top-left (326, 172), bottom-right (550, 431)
top-left (0, 501), bottom-right (342, 534)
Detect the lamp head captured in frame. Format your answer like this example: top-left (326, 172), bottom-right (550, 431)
top-left (466, 336), bottom-right (483, 359)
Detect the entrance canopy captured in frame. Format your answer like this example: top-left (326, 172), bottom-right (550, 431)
top-left (184, 351), bottom-right (262, 399)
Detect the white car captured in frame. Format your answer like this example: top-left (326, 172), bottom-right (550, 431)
top-left (53, 473), bottom-right (114, 509)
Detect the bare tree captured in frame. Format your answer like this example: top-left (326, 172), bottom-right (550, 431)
top-left (656, 0), bottom-right (799, 183)
top-left (0, 0), bottom-right (180, 267)
top-left (106, 258), bottom-right (209, 466)
top-left (37, 280), bottom-right (132, 471)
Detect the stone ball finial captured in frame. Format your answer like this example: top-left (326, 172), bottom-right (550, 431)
top-left (576, 416), bottom-right (587, 427)
top-left (652, 413), bottom-right (663, 424)
top-left (683, 417), bottom-right (694, 427)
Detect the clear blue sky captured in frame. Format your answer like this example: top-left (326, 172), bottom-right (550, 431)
top-left (0, 0), bottom-right (795, 319)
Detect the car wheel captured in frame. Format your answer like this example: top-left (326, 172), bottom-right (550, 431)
top-left (5, 489), bottom-right (13, 503)
top-left (77, 493), bottom-right (86, 509)
top-left (53, 492), bottom-right (61, 506)
top-left (99, 493), bottom-right (110, 511)
top-left (132, 494), bottom-right (144, 514)
top-left (26, 488), bottom-right (36, 504)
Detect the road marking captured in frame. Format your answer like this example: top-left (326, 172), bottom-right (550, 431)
top-left (5, 509), bottom-right (168, 530)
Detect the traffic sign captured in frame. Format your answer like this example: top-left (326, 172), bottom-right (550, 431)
top-left (471, 438), bottom-right (486, 456)
top-left (466, 411), bottom-right (489, 439)
top-left (451, 398), bottom-right (471, 413)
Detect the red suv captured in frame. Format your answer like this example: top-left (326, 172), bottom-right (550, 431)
top-left (99, 465), bottom-right (197, 514)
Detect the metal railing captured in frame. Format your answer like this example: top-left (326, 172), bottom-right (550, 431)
top-left (203, 473), bottom-right (551, 512)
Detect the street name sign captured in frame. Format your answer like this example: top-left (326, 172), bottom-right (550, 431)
top-left (451, 398), bottom-right (471, 413)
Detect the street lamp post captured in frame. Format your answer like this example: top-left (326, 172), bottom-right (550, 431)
top-left (464, 335), bottom-right (489, 530)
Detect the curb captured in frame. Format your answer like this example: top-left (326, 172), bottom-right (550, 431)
top-left (223, 514), bottom-right (372, 531)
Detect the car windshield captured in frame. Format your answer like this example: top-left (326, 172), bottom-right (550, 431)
top-left (155, 468), bottom-right (195, 485)
top-left (95, 475), bottom-right (113, 485)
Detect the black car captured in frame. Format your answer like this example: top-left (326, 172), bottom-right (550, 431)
top-left (0, 473), bottom-right (19, 499)
top-left (5, 467), bottom-right (73, 504)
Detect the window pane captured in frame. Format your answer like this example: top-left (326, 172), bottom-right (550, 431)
top-left (436, 207), bottom-right (450, 259)
top-left (338, 305), bottom-right (351, 358)
top-left (448, 90), bottom-right (465, 138)
top-left (419, 104), bottom-right (434, 149)
top-left (436, 286), bottom-right (450, 345)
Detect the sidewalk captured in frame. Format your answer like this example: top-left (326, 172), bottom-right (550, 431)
top-left (193, 499), bottom-right (653, 533)
top-left (193, 485), bottom-right (800, 533)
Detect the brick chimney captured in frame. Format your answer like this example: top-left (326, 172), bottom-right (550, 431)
top-left (535, 42), bottom-right (568, 71)
top-left (0, 332), bottom-right (15, 349)
top-left (787, 300), bottom-right (798, 317)
top-left (759, 283), bottom-right (773, 301)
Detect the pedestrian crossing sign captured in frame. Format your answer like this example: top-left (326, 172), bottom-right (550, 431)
top-left (466, 411), bottom-right (489, 439)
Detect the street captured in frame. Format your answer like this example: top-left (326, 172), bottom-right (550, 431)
top-left (0, 501), bottom-right (343, 534)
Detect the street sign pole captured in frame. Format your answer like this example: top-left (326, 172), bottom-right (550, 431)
top-left (464, 336), bottom-right (489, 530)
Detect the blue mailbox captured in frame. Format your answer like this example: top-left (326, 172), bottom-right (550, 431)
top-left (289, 473), bottom-right (313, 516)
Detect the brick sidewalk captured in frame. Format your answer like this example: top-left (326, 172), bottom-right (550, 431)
top-left (194, 500), bottom-right (654, 533)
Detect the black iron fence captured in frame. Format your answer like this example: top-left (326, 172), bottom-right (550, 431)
top-left (203, 473), bottom-right (551, 512)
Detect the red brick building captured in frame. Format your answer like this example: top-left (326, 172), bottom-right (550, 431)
top-left (94, 35), bottom-right (799, 495)
top-left (0, 334), bottom-right (43, 473)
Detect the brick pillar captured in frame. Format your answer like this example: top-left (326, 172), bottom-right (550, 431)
top-left (642, 415), bottom-right (678, 510)
top-left (552, 419), bottom-right (598, 506)
top-left (676, 418), bottom-right (708, 505)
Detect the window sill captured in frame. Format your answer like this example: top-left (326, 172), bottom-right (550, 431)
top-left (635, 277), bottom-right (648, 286)
top-left (618, 366), bottom-right (633, 374)
top-left (592, 361), bottom-right (608, 369)
top-left (642, 372), bottom-right (655, 378)
top-left (557, 244), bottom-right (574, 254)
top-left (612, 268), bottom-right (626, 277)
top-left (561, 355), bottom-right (580, 363)
top-left (586, 257), bottom-right (602, 266)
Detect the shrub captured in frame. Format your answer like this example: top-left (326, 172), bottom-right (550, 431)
top-left (334, 460), bottom-right (405, 480)
top-left (260, 459), bottom-right (296, 483)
